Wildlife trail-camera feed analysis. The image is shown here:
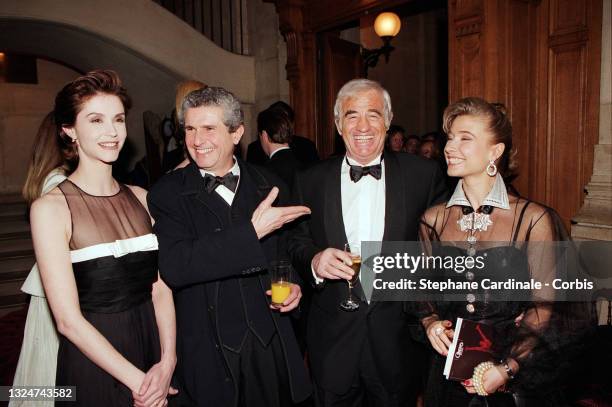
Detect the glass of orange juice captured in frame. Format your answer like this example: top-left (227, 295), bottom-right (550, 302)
top-left (270, 260), bottom-right (292, 307)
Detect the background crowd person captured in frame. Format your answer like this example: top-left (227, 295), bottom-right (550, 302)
top-left (418, 139), bottom-right (440, 160)
top-left (257, 107), bottom-right (304, 190)
top-left (247, 101), bottom-right (319, 166)
top-left (257, 105), bottom-right (311, 353)
top-left (385, 124), bottom-right (406, 153)
top-left (30, 70), bottom-right (177, 407)
top-left (404, 134), bottom-right (421, 154)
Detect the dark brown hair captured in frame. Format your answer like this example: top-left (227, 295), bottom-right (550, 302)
top-left (22, 112), bottom-right (73, 204)
top-left (53, 70), bottom-right (131, 169)
top-left (442, 97), bottom-right (518, 182)
top-left (257, 108), bottom-right (293, 145)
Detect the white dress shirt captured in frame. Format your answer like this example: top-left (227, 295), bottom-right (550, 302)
top-left (269, 145), bottom-right (291, 159)
top-left (341, 155), bottom-right (386, 251)
top-left (313, 154), bottom-right (386, 290)
top-left (199, 157), bottom-right (241, 205)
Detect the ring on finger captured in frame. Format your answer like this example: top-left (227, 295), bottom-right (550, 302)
top-left (434, 326), bottom-right (444, 336)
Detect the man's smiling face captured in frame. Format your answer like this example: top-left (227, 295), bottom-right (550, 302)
top-left (337, 89), bottom-right (387, 165)
top-left (184, 105), bottom-right (243, 174)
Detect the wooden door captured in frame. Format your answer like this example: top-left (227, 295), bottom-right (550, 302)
top-left (318, 34), bottom-right (363, 158)
top-left (447, 0), bottom-right (602, 227)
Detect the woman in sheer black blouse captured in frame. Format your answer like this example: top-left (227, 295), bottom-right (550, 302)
top-left (417, 97), bottom-right (592, 407)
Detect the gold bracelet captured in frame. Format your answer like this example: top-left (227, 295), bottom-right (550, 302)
top-left (471, 361), bottom-right (495, 396)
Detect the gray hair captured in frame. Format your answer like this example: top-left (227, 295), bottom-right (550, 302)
top-left (333, 79), bottom-right (393, 129)
top-left (180, 86), bottom-right (244, 132)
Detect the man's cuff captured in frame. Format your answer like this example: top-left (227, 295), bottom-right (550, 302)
top-left (311, 261), bottom-right (324, 285)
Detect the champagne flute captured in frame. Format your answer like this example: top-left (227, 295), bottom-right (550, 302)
top-left (340, 243), bottom-right (361, 311)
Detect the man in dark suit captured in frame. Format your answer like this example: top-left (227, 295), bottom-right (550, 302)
top-left (257, 107), bottom-right (310, 353)
top-left (247, 101), bottom-right (319, 166)
top-left (258, 107), bottom-right (304, 190)
top-left (289, 79), bottom-right (447, 406)
top-left (148, 86), bottom-right (312, 407)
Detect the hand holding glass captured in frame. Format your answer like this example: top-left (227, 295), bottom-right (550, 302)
top-left (270, 260), bottom-right (292, 307)
top-left (340, 243), bottom-right (361, 311)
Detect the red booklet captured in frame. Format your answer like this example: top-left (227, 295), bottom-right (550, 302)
top-left (444, 318), bottom-right (497, 381)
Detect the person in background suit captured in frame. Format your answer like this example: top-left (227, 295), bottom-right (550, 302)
top-left (289, 79), bottom-right (447, 407)
top-left (257, 107), bottom-right (310, 354)
top-left (258, 107), bottom-right (304, 190)
top-left (148, 86), bottom-right (312, 407)
top-left (247, 101), bottom-right (319, 166)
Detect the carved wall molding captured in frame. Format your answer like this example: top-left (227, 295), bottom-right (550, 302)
top-left (448, 0), bottom-right (602, 227)
top-left (548, 29), bottom-right (589, 48)
top-left (269, 0), bottom-right (603, 208)
top-left (454, 15), bottom-right (482, 37)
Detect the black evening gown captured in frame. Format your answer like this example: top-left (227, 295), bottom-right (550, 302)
top-left (417, 195), bottom-right (593, 407)
top-left (54, 180), bottom-right (160, 407)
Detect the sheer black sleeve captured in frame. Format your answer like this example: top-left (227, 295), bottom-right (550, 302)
top-left (412, 205), bottom-right (446, 322)
top-left (504, 206), bottom-right (595, 392)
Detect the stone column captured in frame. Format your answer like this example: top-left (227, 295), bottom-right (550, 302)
top-left (571, 0), bottom-right (611, 325)
top-left (571, 0), bottom-right (612, 241)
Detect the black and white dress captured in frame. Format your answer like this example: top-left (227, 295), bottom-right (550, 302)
top-left (54, 180), bottom-right (160, 407)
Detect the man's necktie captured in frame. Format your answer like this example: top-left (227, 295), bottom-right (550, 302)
top-left (203, 173), bottom-right (239, 193)
top-left (347, 158), bottom-right (383, 182)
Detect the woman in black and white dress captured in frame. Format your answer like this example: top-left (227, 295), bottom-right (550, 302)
top-left (30, 70), bottom-right (176, 407)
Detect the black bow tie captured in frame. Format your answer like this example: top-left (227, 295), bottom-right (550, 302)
top-left (347, 158), bottom-right (383, 182)
top-left (461, 205), bottom-right (494, 215)
top-left (203, 173), bottom-right (239, 193)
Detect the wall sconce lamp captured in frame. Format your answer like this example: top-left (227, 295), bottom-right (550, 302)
top-left (362, 12), bottom-right (401, 77)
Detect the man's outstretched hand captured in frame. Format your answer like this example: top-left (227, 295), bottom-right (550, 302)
top-left (251, 187), bottom-right (310, 239)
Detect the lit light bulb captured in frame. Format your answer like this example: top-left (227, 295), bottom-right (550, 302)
top-left (373, 12), bottom-right (401, 38)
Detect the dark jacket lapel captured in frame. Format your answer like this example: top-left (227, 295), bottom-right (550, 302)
top-left (382, 152), bottom-right (406, 241)
top-left (323, 157), bottom-right (348, 249)
top-left (323, 157), bottom-right (371, 302)
top-left (182, 162), bottom-right (224, 215)
top-left (232, 160), bottom-right (269, 218)
top-left (368, 152), bottom-right (406, 312)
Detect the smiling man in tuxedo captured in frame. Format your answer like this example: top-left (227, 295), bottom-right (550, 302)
top-left (289, 79), bottom-right (447, 406)
top-left (148, 86), bottom-right (312, 407)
